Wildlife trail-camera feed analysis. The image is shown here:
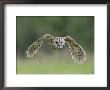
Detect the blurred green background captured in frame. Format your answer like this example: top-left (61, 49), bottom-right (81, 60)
top-left (16, 16), bottom-right (94, 74)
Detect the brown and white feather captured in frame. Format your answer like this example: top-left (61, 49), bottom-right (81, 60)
top-left (65, 36), bottom-right (86, 64)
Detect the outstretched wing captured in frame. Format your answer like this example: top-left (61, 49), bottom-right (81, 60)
top-left (65, 36), bottom-right (86, 64)
top-left (26, 33), bottom-right (54, 58)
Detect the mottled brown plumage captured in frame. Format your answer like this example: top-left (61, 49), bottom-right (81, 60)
top-left (26, 33), bottom-right (86, 64)
top-left (65, 36), bottom-right (86, 64)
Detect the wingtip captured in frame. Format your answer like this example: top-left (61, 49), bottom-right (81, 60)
top-left (72, 55), bottom-right (86, 64)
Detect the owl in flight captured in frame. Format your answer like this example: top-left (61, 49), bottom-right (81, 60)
top-left (26, 33), bottom-right (86, 64)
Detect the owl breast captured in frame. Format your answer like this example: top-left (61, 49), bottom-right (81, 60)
top-left (51, 37), bottom-right (65, 49)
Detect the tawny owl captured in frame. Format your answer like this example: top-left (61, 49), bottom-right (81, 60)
top-left (26, 33), bottom-right (86, 64)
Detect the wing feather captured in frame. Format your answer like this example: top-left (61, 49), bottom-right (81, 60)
top-left (65, 36), bottom-right (86, 64)
top-left (26, 33), bottom-right (54, 58)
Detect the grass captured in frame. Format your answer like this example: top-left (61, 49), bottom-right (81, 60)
top-left (16, 52), bottom-right (94, 74)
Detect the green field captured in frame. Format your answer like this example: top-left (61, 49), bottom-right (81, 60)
top-left (16, 53), bottom-right (94, 74)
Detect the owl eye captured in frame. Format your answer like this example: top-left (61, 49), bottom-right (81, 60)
top-left (55, 41), bottom-right (58, 44)
top-left (60, 41), bottom-right (63, 43)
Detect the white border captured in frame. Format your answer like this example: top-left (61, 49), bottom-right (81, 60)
top-left (5, 4), bottom-right (107, 87)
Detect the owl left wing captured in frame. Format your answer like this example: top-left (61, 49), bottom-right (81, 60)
top-left (26, 33), bottom-right (54, 58)
top-left (64, 36), bottom-right (86, 64)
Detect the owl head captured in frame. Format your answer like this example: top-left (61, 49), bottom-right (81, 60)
top-left (53, 37), bottom-right (65, 48)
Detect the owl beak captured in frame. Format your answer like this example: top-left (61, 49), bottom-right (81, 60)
top-left (57, 44), bottom-right (60, 48)
top-left (58, 44), bottom-right (63, 48)
top-left (58, 45), bottom-right (60, 48)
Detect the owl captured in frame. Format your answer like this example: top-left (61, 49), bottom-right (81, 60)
top-left (26, 33), bottom-right (86, 64)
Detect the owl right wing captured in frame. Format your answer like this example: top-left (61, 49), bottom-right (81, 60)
top-left (64, 36), bottom-right (86, 64)
top-left (26, 33), bottom-right (54, 58)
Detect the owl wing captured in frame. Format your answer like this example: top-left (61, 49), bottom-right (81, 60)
top-left (26, 33), bottom-right (54, 58)
top-left (64, 36), bottom-right (86, 64)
